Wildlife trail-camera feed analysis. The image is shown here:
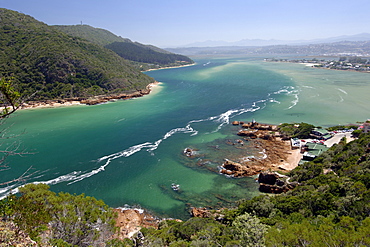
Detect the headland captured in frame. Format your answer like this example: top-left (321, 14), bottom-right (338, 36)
top-left (18, 82), bottom-right (161, 110)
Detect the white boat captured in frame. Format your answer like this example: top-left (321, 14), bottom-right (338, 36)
top-left (171, 183), bottom-right (180, 191)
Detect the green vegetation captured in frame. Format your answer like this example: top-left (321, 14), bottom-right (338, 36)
top-left (0, 77), bottom-right (21, 117)
top-left (55, 24), bottom-right (194, 71)
top-left (1, 184), bottom-right (117, 246)
top-left (105, 42), bottom-right (193, 66)
top-left (0, 8), bottom-right (155, 101)
top-left (53, 25), bottom-right (131, 47)
top-left (278, 122), bottom-right (315, 139)
top-left (326, 125), bottom-right (358, 131)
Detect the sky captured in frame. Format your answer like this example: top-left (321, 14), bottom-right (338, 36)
top-left (1, 0), bottom-right (369, 47)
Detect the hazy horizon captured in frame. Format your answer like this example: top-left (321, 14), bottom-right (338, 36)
top-left (1, 0), bottom-right (369, 47)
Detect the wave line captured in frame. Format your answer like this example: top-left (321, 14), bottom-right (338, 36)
top-left (0, 85), bottom-right (299, 196)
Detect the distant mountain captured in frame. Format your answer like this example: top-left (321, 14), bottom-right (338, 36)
top-left (180, 33), bottom-right (370, 47)
top-left (55, 25), bottom-right (193, 69)
top-left (306, 33), bottom-right (370, 44)
top-left (167, 41), bottom-right (370, 56)
top-left (0, 8), bottom-right (155, 101)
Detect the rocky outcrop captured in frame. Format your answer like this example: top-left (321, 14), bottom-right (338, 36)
top-left (21, 83), bottom-right (156, 108)
top-left (81, 90), bottom-right (151, 105)
top-left (259, 183), bottom-right (293, 193)
top-left (232, 121), bottom-right (245, 125)
top-left (238, 130), bottom-right (275, 140)
top-left (220, 159), bottom-right (263, 177)
top-left (241, 121), bottom-right (278, 131)
top-left (191, 207), bottom-right (213, 218)
top-left (0, 221), bottom-right (38, 246)
top-left (114, 208), bottom-right (159, 240)
top-left (258, 172), bottom-right (280, 184)
top-left (183, 147), bottom-right (200, 158)
top-left (190, 207), bottom-right (225, 222)
top-left (258, 171), bottom-right (298, 194)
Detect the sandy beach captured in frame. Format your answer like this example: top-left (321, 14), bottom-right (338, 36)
top-left (17, 81), bottom-right (161, 110)
top-left (145, 63), bottom-right (195, 72)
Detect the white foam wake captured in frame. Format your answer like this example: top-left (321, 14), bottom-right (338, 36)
top-left (270, 86), bottom-right (300, 110)
top-left (337, 88), bottom-right (348, 95)
top-left (0, 85), bottom-right (298, 198)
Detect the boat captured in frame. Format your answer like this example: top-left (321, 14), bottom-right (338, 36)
top-left (171, 183), bottom-right (180, 191)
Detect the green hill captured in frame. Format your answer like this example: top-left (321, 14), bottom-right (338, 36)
top-left (53, 24), bottom-right (130, 47)
top-left (0, 8), bottom-right (155, 101)
top-left (54, 25), bottom-right (194, 69)
top-left (105, 41), bottom-right (194, 65)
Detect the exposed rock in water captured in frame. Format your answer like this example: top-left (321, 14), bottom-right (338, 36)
top-left (220, 159), bottom-right (262, 177)
top-left (238, 130), bottom-right (275, 140)
top-left (183, 147), bottom-right (201, 158)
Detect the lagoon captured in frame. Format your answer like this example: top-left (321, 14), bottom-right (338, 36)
top-left (1, 56), bottom-right (370, 219)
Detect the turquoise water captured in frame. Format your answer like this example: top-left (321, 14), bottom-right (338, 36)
top-left (1, 56), bottom-right (370, 219)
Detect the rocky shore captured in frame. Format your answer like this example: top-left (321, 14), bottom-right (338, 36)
top-left (116, 121), bottom-right (303, 238)
top-left (219, 120), bottom-right (300, 178)
top-left (20, 82), bottom-right (159, 109)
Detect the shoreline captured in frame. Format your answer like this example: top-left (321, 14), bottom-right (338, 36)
top-left (16, 62), bottom-right (195, 111)
top-left (145, 62), bottom-right (196, 72)
top-left (17, 81), bottom-right (162, 110)
top-left (219, 121), bottom-right (301, 178)
top-left (15, 62), bottom-right (194, 111)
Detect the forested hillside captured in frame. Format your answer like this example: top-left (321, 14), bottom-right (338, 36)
top-left (105, 41), bottom-right (194, 66)
top-left (0, 8), bottom-right (155, 101)
top-left (53, 24), bottom-right (130, 47)
top-left (55, 25), bottom-right (194, 69)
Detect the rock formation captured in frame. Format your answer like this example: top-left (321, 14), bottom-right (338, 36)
top-left (220, 159), bottom-right (263, 177)
top-left (114, 208), bottom-right (159, 240)
top-left (21, 83), bottom-right (155, 108)
top-left (258, 171), bottom-right (298, 194)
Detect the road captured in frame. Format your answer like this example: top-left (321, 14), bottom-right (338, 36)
top-left (324, 132), bottom-right (354, 147)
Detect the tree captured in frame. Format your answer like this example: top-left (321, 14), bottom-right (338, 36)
top-left (0, 76), bottom-right (33, 186)
top-left (9, 183), bottom-right (117, 246)
top-left (231, 213), bottom-right (268, 247)
top-left (0, 77), bottom-right (21, 118)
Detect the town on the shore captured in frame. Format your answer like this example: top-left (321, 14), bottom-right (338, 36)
top-left (265, 56), bottom-right (370, 72)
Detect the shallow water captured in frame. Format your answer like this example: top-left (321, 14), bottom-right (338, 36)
top-left (1, 56), bottom-right (369, 219)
